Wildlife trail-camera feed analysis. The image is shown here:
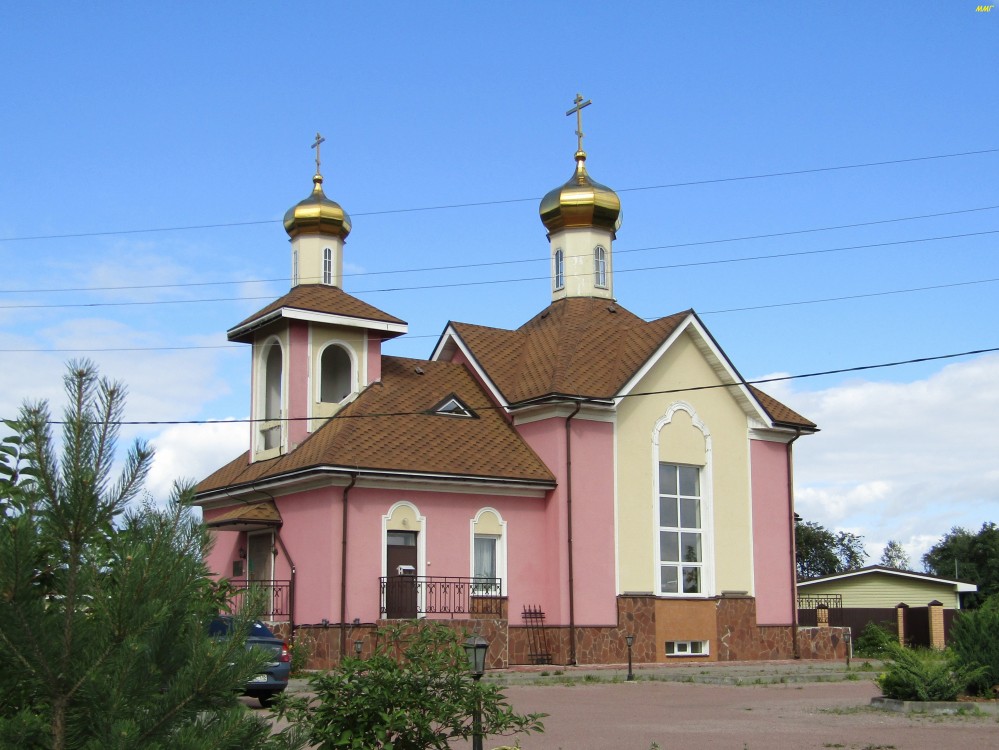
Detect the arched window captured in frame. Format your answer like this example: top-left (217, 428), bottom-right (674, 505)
top-left (323, 247), bottom-right (333, 285)
top-left (292, 250), bottom-right (299, 285)
top-left (320, 345), bottom-right (352, 403)
top-left (594, 245), bottom-right (607, 287)
top-left (553, 248), bottom-right (565, 290)
top-left (654, 403), bottom-right (712, 597)
top-left (262, 344), bottom-right (283, 450)
top-left (470, 508), bottom-right (507, 596)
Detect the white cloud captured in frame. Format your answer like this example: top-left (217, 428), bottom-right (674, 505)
top-left (763, 353), bottom-right (999, 570)
top-left (146, 420), bottom-right (247, 502)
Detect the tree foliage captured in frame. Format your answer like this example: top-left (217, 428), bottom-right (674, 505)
top-left (922, 523), bottom-right (999, 607)
top-left (278, 621), bottom-right (545, 750)
top-left (795, 518), bottom-right (867, 580)
top-left (0, 361), bottom-right (304, 750)
top-left (879, 540), bottom-right (910, 570)
top-left (948, 594), bottom-right (999, 697)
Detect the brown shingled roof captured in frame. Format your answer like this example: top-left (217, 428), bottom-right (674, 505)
top-left (229, 284), bottom-right (406, 341)
top-left (195, 356), bottom-right (556, 496)
top-left (748, 385), bottom-right (817, 430)
top-left (451, 298), bottom-right (688, 403)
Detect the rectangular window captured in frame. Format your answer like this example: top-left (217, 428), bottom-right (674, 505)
top-left (473, 535), bottom-right (499, 595)
top-left (323, 247), bottom-right (333, 285)
top-left (658, 463), bottom-right (703, 595)
top-left (665, 640), bottom-right (709, 657)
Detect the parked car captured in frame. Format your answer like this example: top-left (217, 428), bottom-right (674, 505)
top-left (208, 616), bottom-right (290, 707)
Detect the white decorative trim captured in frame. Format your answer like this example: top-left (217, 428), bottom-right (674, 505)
top-left (469, 507), bottom-right (508, 596)
top-left (651, 401), bottom-right (715, 598)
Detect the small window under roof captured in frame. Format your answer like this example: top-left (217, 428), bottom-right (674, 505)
top-left (431, 394), bottom-right (476, 418)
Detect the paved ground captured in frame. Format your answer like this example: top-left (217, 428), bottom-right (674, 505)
top-left (256, 661), bottom-right (998, 749)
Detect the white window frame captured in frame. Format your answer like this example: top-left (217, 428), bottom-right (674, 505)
top-left (594, 245), bottom-right (607, 288)
top-left (652, 402), bottom-right (714, 598)
top-left (665, 640), bottom-right (709, 657)
top-left (553, 248), bottom-right (565, 290)
top-left (470, 507), bottom-right (507, 596)
top-left (257, 337), bottom-right (285, 456)
top-left (323, 247), bottom-right (333, 285)
top-left (316, 341), bottom-right (356, 404)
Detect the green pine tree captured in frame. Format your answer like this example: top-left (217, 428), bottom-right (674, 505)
top-left (0, 361), bottom-right (305, 750)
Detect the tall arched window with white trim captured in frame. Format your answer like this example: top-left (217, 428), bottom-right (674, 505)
top-left (323, 247), bottom-right (333, 285)
top-left (319, 344), bottom-right (352, 403)
top-left (470, 508), bottom-right (506, 596)
top-left (594, 245), bottom-right (607, 287)
top-left (553, 248), bottom-right (565, 290)
top-left (262, 344), bottom-right (283, 450)
top-left (292, 249), bottom-right (300, 285)
top-left (654, 403), bottom-right (712, 597)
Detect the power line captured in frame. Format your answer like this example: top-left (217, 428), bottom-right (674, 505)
top-left (13, 345), bottom-right (999, 426)
top-left (4, 271), bottom-right (999, 353)
top-left (5, 226), bottom-right (995, 310)
top-left (3, 203), bottom-right (997, 296)
top-left (1, 147), bottom-right (995, 244)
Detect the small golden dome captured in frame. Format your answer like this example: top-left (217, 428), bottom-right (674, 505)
top-left (283, 174), bottom-right (352, 240)
top-left (539, 150), bottom-right (621, 235)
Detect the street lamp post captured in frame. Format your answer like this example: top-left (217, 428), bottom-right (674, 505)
top-left (463, 636), bottom-right (489, 750)
top-left (625, 634), bottom-right (635, 681)
top-left (353, 639), bottom-right (363, 657)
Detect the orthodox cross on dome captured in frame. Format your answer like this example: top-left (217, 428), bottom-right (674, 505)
top-left (565, 93), bottom-right (592, 153)
top-left (311, 132), bottom-right (326, 175)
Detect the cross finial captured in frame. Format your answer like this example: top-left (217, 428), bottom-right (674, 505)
top-left (565, 93), bottom-right (592, 153)
top-left (311, 132), bottom-right (326, 175)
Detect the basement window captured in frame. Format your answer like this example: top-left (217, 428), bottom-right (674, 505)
top-left (665, 640), bottom-right (709, 657)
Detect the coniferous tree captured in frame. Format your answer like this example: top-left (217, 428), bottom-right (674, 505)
top-left (879, 540), bottom-right (910, 570)
top-left (0, 361), bottom-right (305, 750)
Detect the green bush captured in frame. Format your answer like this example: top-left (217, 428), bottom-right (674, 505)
top-left (949, 594), bottom-right (999, 696)
top-left (853, 621), bottom-right (897, 658)
top-left (875, 643), bottom-right (985, 701)
top-left (277, 622), bottom-right (545, 750)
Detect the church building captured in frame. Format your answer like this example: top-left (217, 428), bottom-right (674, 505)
top-left (195, 102), bottom-right (843, 667)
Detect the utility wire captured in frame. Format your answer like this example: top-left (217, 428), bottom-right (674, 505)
top-left (1, 147), bottom-right (995, 243)
top-left (4, 274), bottom-right (999, 353)
top-left (12, 345), bottom-right (999, 426)
top-left (2, 227), bottom-right (995, 310)
top-left (3, 203), bottom-right (997, 295)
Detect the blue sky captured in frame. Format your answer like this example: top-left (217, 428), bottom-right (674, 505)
top-left (2, 3), bottom-right (997, 568)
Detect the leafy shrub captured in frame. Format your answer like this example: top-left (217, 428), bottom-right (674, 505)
top-left (875, 643), bottom-right (985, 701)
top-left (277, 622), bottom-right (545, 749)
top-left (853, 621), bottom-right (897, 658)
top-left (949, 594), bottom-right (999, 696)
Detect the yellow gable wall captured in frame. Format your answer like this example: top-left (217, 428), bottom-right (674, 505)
top-left (799, 573), bottom-right (961, 609)
top-left (617, 330), bottom-right (753, 596)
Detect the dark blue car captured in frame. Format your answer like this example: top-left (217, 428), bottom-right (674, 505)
top-left (209, 616), bottom-right (291, 707)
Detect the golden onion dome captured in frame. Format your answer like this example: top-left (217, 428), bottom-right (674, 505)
top-left (283, 173), bottom-right (351, 240)
top-left (539, 150), bottom-right (621, 235)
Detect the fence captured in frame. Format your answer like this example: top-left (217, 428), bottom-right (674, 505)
top-left (379, 576), bottom-right (503, 618)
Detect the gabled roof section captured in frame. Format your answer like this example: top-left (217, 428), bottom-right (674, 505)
top-left (748, 385), bottom-right (816, 430)
top-left (195, 356), bottom-right (555, 498)
top-left (439, 297), bottom-right (688, 404)
top-left (205, 501), bottom-right (282, 531)
top-left (798, 565), bottom-right (978, 592)
top-left (436, 298), bottom-right (815, 431)
top-left (228, 284), bottom-right (407, 342)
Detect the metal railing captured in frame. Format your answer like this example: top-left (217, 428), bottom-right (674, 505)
top-left (227, 579), bottom-right (292, 620)
top-left (379, 576), bottom-right (503, 618)
top-left (797, 593), bottom-right (843, 609)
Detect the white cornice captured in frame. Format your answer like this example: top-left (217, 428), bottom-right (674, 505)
top-left (228, 307), bottom-right (408, 341)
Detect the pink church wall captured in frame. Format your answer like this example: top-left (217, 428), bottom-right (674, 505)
top-left (515, 416), bottom-right (617, 626)
top-left (287, 321), bottom-right (310, 447)
top-left (275, 488), bottom-right (339, 625)
top-left (750, 439), bottom-right (794, 625)
top-left (202, 507), bottom-right (241, 579)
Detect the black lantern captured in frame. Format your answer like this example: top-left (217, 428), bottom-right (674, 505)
top-left (463, 635), bottom-right (489, 678)
top-left (624, 634), bottom-right (635, 681)
top-left (463, 636), bottom-right (489, 750)
top-left (354, 639), bottom-right (363, 656)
